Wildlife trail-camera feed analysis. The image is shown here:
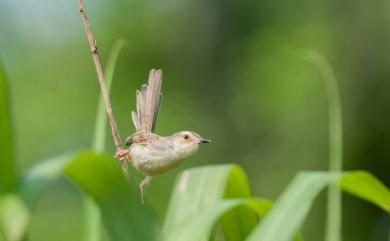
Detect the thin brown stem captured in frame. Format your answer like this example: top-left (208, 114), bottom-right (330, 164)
top-left (78, 0), bottom-right (129, 177)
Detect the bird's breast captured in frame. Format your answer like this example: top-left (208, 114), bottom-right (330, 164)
top-left (129, 142), bottom-right (184, 176)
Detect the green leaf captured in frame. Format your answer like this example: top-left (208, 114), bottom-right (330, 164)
top-left (305, 50), bottom-right (343, 241)
top-left (245, 198), bottom-right (273, 217)
top-left (19, 40), bottom-right (128, 241)
top-left (0, 67), bottom-right (17, 192)
top-left (65, 152), bottom-right (160, 241)
top-left (221, 166), bottom-right (258, 241)
top-left (0, 194), bottom-right (29, 241)
top-left (339, 171), bottom-right (390, 213)
top-left (18, 151), bottom-right (159, 241)
top-left (166, 199), bottom-right (247, 241)
top-left (246, 171), bottom-right (390, 241)
top-left (163, 164), bottom-right (258, 241)
top-left (82, 197), bottom-right (101, 241)
top-left (247, 172), bottom-right (339, 241)
top-left (17, 153), bottom-right (74, 209)
top-left (165, 197), bottom-right (278, 241)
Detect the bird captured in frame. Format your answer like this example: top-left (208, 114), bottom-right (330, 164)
top-left (115, 69), bottom-right (210, 202)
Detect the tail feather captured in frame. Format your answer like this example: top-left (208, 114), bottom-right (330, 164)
top-left (136, 89), bottom-right (145, 130)
top-left (131, 111), bottom-right (140, 131)
top-left (132, 69), bottom-right (163, 132)
top-left (152, 93), bottom-right (163, 132)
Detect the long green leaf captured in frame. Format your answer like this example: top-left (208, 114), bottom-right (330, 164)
top-left (247, 172), bottom-right (339, 241)
top-left (221, 166), bottom-right (258, 241)
top-left (167, 199), bottom-right (246, 241)
top-left (163, 164), bottom-right (258, 241)
top-left (247, 171), bottom-right (390, 241)
top-left (65, 152), bottom-right (159, 241)
top-left (0, 194), bottom-right (29, 241)
top-left (340, 171), bottom-right (390, 213)
top-left (17, 151), bottom-right (159, 241)
top-left (0, 67), bottom-right (17, 192)
top-left (245, 198), bottom-right (273, 217)
top-left (165, 197), bottom-right (279, 241)
top-left (305, 51), bottom-right (343, 241)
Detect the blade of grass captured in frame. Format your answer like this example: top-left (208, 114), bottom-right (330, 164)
top-left (245, 197), bottom-right (308, 241)
top-left (0, 66), bottom-right (17, 192)
top-left (165, 198), bottom-right (278, 241)
top-left (247, 172), bottom-right (340, 241)
top-left (246, 171), bottom-right (390, 241)
top-left (245, 198), bottom-right (273, 217)
top-left (87, 39), bottom-right (127, 241)
top-left (0, 194), bottom-right (29, 241)
top-left (65, 152), bottom-right (160, 241)
top-left (305, 51), bottom-right (343, 241)
top-left (165, 199), bottom-right (246, 241)
top-left (339, 171), bottom-right (390, 213)
top-left (163, 165), bottom-right (263, 241)
top-left (221, 164), bottom-right (258, 241)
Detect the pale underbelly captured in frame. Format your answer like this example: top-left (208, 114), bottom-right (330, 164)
top-left (129, 145), bottom-right (184, 176)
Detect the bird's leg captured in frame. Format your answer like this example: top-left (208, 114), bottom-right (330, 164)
top-left (140, 176), bottom-right (152, 204)
top-left (114, 149), bottom-right (131, 161)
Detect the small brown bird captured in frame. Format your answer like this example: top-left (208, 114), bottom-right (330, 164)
top-left (116, 69), bottom-right (210, 202)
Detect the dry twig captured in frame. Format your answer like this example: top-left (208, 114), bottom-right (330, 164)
top-left (78, 0), bottom-right (129, 177)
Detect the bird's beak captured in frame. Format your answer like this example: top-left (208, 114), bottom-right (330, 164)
top-left (199, 138), bottom-right (211, 144)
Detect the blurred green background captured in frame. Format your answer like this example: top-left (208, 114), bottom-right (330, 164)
top-left (0, 0), bottom-right (389, 240)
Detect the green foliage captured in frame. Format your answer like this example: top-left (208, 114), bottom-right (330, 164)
top-left (0, 194), bottom-right (29, 241)
top-left (65, 152), bottom-right (159, 241)
top-left (0, 67), bottom-right (16, 192)
top-left (163, 166), bottom-right (390, 241)
top-left (340, 171), bottom-right (390, 213)
top-left (163, 165), bottom-right (259, 241)
top-left (221, 166), bottom-right (258, 241)
top-left (246, 171), bottom-right (390, 241)
top-left (17, 151), bottom-right (159, 241)
top-left (1, 50), bottom-right (390, 241)
top-left (17, 153), bottom-right (73, 209)
top-left (305, 50), bottom-right (343, 241)
top-left (247, 172), bottom-right (340, 241)
top-left (13, 155), bottom-right (390, 241)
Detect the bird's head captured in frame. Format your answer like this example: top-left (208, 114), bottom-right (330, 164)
top-left (170, 131), bottom-right (210, 158)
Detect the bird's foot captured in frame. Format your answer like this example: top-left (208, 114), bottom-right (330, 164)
top-left (140, 176), bottom-right (152, 204)
top-left (114, 149), bottom-right (131, 161)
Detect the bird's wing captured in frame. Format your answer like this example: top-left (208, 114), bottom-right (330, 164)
top-left (131, 69), bottom-right (163, 133)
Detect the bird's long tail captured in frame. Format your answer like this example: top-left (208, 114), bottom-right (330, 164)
top-left (131, 69), bottom-right (163, 133)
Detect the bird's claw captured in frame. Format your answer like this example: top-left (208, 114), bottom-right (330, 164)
top-left (114, 149), bottom-right (131, 161)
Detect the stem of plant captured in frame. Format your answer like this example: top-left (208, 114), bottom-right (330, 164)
top-left (305, 51), bottom-right (343, 241)
top-left (78, 0), bottom-right (128, 177)
top-left (324, 64), bottom-right (343, 241)
top-left (83, 197), bottom-right (101, 241)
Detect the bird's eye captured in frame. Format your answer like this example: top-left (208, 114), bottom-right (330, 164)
top-left (183, 134), bottom-right (189, 140)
